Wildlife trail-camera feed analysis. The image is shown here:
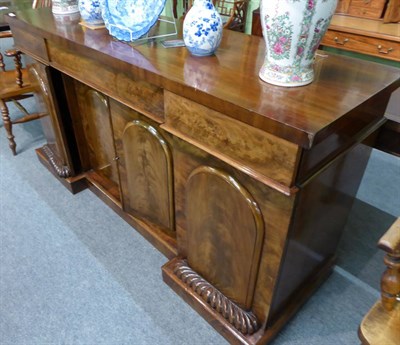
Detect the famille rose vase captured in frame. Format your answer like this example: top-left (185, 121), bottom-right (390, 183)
top-left (259, 0), bottom-right (338, 87)
top-left (183, 0), bottom-right (223, 56)
top-left (78, 0), bottom-right (104, 25)
top-left (52, 0), bottom-right (79, 14)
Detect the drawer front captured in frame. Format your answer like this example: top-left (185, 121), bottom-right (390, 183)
top-left (11, 26), bottom-right (49, 63)
top-left (322, 30), bottom-right (400, 61)
top-left (47, 41), bottom-right (164, 122)
top-left (164, 91), bottom-right (301, 189)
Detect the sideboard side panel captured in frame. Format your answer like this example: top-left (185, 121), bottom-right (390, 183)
top-left (268, 139), bottom-right (374, 323)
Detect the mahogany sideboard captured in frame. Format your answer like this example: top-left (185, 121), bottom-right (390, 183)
top-left (6, 8), bottom-right (400, 345)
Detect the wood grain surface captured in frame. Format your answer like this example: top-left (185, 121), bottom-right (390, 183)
top-left (7, 8), bottom-right (400, 345)
top-left (164, 91), bottom-right (301, 187)
top-left (8, 8), bottom-right (400, 149)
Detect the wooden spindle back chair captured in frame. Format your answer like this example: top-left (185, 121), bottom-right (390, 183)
top-left (0, 0), bottom-right (51, 155)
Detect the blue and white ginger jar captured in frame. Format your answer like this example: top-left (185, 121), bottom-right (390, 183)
top-left (183, 0), bottom-right (223, 56)
top-left (79, 0), bottom-right (104, 25)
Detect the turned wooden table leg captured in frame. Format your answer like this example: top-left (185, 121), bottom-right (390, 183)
top-left (0, 99), bottom-right (17, 155)
top-left (0, 52), bottom-right (5, 71)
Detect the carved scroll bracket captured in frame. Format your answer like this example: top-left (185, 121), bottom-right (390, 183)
top-left (173, 259), bottom-right (260, 335)
top-left (42, 144), bottom-right (71, 178)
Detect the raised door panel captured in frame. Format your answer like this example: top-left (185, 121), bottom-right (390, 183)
top-left (121, 120), bottom-right (174, 231)
top-left (168, 135), bottom-right (296, 329)
top-left (186, 166), bottom-right (264, 310)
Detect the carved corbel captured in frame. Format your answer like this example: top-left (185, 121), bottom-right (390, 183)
top-left (173, 259), bottom-right (260, 335)
top-left (42, 144), bottom-right (71, 178)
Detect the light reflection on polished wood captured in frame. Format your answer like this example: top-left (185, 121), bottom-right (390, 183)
top-left (10, 9), bottom-right (400, 148)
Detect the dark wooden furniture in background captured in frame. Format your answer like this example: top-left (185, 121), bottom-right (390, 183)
top-left (251, 6), bottom-right (261, 37)
top-left (180, 0), bottom-right (249, 32)
top-left (335, 0), bottom-right (400, 22)
top-left (335, 0), bottom-right (387, 19)
top-left (383, 0), bottom-right (400, 23)
top-left (216, 0), bottom-right (249, 32)
top-left (358, 218), bottom-right (400, 345)
top-left (7, 8), bottom-right (400, 345)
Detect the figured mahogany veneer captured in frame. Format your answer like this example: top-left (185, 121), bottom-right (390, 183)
top-left (7, 8), bottom-right (400, 345)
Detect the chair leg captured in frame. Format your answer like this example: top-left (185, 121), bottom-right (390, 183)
top-left (0, 51), bottom-right (5, 71)
top-left (0, 99), bottom-right (17, 155)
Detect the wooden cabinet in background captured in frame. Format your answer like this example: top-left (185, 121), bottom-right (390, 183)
top-left (320, 15), bottom-right (400, 62)
top-left (337, 0), bottom-right (387, 19)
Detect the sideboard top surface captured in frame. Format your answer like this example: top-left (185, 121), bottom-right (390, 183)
top-left (8, 8), bottom-right (400, 148)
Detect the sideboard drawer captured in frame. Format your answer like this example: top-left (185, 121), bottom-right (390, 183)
top-left (47, 41), bottom-right (164, 122)
top-left (10, 26), bottom-right (49, 63)
top-left (322, 29), bottom-right (400, 61)
top-left (163, 91), bottom-right (301, 190)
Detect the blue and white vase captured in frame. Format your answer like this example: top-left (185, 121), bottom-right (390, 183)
top-left (78, 0), bottom-right (104, 25)
top-left (183, 0), bottom-right (223, 57)
top-left (259, 0), bottom-right (337, 87)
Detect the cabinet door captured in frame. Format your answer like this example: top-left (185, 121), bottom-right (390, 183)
top-left (171, 136), bottom-right (295, 327)
top-left (110, 99), bottom-right (175, 235)
top-left (68, 80), bottom-right (120, 197)
top-left (29, 61), bottom-right (74, 177)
